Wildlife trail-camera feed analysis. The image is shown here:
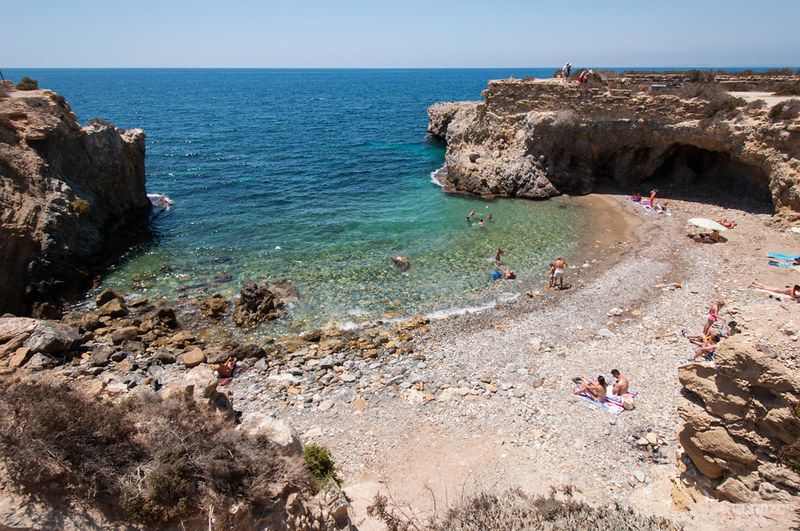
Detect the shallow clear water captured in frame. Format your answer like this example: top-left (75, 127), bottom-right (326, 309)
top-left (6, 68), bottom-right (590, 332)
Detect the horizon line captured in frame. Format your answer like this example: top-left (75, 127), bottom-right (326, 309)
top-left (3, 65), bottom-right (799, 70)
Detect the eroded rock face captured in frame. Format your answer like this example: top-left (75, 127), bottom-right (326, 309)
top-left (678, 335), bottom-right (800, 503)
top-left (429, 78), bottom-right (800, 214)
top-left (233, 280), bottom-right (289, 328)
top-left (0, 84), bottom-right (150, 315)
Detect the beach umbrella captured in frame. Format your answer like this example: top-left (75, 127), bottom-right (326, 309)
top-left (688, 218), bottom-right (727, 232)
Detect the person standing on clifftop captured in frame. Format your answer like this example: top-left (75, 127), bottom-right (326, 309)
top-left (562, 63), bottom-right (572, 81)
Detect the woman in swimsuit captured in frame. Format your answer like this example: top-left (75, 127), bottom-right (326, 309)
top-left (749, 282), bottom-right (800, 299)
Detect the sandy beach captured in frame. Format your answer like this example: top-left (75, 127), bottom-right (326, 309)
top-left (242, 191), bottom-right (799, 530)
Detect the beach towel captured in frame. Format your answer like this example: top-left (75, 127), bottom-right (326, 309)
top-left (573, 386), bottom-right (639, 414)
top-left (768, 260), bottom-right (800, 270)
top-left (768, 252), bottom-right (800, 261)
top-left (632, 199), bottom-right (671, 216)
top-left (218, 365), bottom-right (248, 387)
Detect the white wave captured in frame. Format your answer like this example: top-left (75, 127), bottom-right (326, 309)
top-left (430, 165), bottom-right (447, 187)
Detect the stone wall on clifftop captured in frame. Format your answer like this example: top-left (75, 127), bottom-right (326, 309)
top-left (428, 78), bottom-right (800, 214)
top-left (0, 83), bottom-right (150, 315)
top-left (678, 335), bottom-right (800, 503)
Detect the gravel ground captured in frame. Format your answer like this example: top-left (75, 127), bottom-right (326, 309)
top-left (221, 192), bottom-right (800, 530)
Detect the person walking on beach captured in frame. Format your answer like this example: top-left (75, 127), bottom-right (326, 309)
top-left (552, 256), bottom-right (567, 289)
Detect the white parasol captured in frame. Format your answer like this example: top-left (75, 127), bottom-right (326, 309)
top-left (688, 218), bottom-right (727, 232)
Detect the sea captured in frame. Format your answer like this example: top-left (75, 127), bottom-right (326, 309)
top-left (5, 68), bottom-right (599, 333)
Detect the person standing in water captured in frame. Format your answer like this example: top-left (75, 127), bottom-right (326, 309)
top-left (552, 256), bottom-right (568, 289)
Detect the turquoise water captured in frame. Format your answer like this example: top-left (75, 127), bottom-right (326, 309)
top-left (5, 69), bottom-right (589, 332)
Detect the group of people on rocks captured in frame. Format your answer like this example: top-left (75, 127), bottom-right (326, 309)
top-left (560, 62), bottom-right (594, 84)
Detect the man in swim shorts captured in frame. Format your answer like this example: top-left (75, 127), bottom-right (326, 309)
top-left (610, 369), bottom-right (629, 395)
top-left (553, 257), bottom-right (567, 289)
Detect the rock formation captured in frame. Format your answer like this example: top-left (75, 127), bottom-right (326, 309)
top-left (678, 335), bottom-right (800, 502)
top-left (233, 280), bottom-right (294, 327)
top-left (428, 75), bottom-right (800, 214)
top-left (0, 82), bottom-right (150, 316)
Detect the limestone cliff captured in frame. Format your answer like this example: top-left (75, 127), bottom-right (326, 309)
top-left (678, 335), bottom-right (800, 503)
top-left (0, 82), bottom-right (149, 316)
top-left (428, 76), bottom-right (800, 214)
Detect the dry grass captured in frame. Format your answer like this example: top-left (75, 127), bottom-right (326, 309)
top-left (768, 99), bottom-right (800, 121)
top-left (70, 197), bottom-right (91, 215)
top-left (368, 486), bottom-right (677, 531)
top-left (0, 380), bottom-right (312, 527)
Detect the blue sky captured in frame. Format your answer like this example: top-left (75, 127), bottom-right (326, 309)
top-left (3, 0), bottom-right (798, 68)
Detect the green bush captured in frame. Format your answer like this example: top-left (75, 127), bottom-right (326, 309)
top-left (15, 76), bottom-right (39, 90)
top-left (303, 443), bottom-right (338, 487)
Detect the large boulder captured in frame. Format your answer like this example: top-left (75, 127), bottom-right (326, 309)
top-left (233, 281), bottom-right (288, 328)
top-left (0, 317), bottom-right (38, 342)
top-left (22, 320), bottom-right (82, 353)
top-left (677, 335), bottom-right (800, 502)
top-left (240, 412), bottom-right (303, 456)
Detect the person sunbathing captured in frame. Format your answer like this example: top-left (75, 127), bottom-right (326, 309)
top-left (717, 219), bottom-right (736, 229)
top-left (692, 335), bottom-right (720, 361)
top-left (573, 375), bottom-right (608, 401)
top-left (749, 281), bottom-right (800, 300)
top-left (687, 230), bottom-right (720, 243)
top-left (610, 369), bottom-right (629, 395)
top-left (213, 356), bottom-right (238, 378)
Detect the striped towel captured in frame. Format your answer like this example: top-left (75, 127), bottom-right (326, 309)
top-left (573, 387), bottom-right (639, 414)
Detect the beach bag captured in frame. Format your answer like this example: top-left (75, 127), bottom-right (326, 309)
top-left (622, 397), bottom-right (636, 410)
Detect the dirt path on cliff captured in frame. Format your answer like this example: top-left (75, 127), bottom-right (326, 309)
top-left (265, 193), bottom-right (799, 530)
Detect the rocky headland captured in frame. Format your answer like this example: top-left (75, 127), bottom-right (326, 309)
top-left (0, 81), bottom-right (150, 317)
top-left (428, 73), bottom-right (800, 215)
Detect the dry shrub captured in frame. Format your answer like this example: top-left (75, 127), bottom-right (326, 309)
top-left (71, 197), bottom-right (91, 215)
top-left (88, 117), bottom-right (116, 129)
top-left (745, 99), bottom-right (767, 111)
top-left (675, 83), bottom-right (746, 118)
top-left (0, 381), bottom-right (311, 527)
top-left (15, 76), bottom-right (39, 90)
top-left (768, 99), bottom-right (800, 121)
top-left (773, 84), bottom-right (800, 96)
top-left (0, 381), bottom-right (142, 499)
top-left (368, 486), bottom-right (676, 531)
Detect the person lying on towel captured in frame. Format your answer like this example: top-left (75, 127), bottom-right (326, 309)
top-left (573, 375), bottom-right (607, 402)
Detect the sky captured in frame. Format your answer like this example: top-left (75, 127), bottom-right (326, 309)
top-left (2, 0), bottom-right (798, 68)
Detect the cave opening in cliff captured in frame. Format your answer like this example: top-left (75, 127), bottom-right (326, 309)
top-left (649, 144), bottom-right (773, 213)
